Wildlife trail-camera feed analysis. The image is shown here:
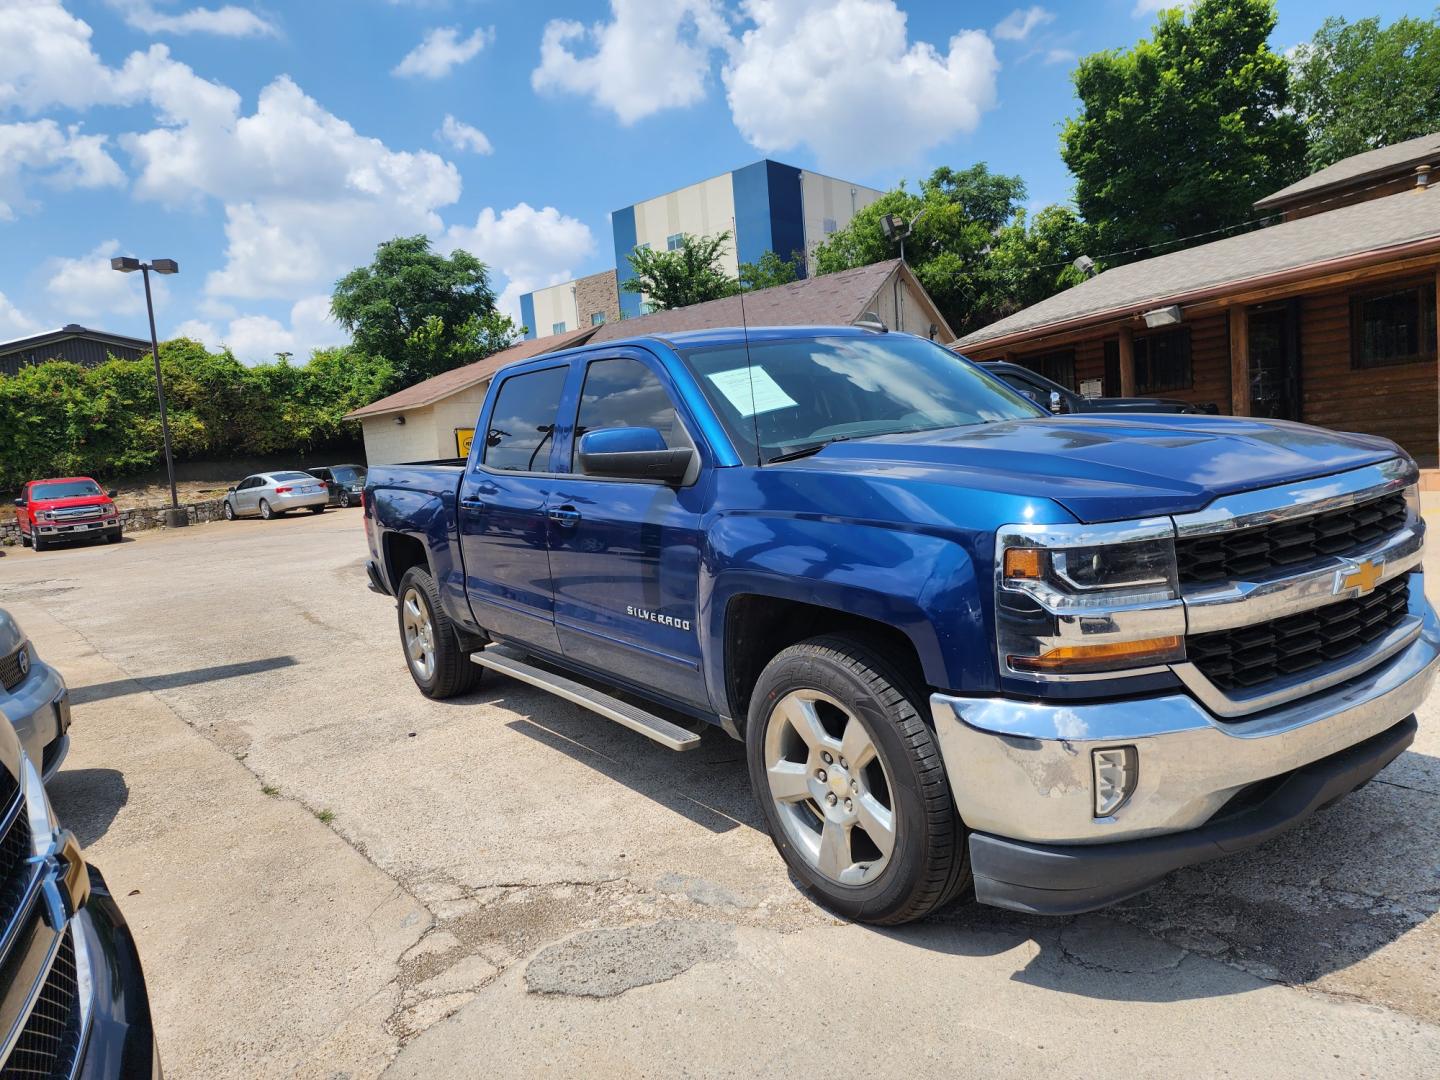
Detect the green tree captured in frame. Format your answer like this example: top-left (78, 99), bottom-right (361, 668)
top-left (1292, 12), bottom-right (1440, 172)
top-left (738, 250), bottom-right (800, 292)
top-left (623, 232), bottom-right (739, 310)
top-left (973, 206), bottom-right (1101, 328)
top-left (330, 235), bottom-right (502, 386)
top-left (1060, 0), bottom-right (1305, 255)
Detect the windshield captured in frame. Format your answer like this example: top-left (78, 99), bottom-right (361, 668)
top-left (677, 334), bottom-right (1042, 464)
top-left (31, 480), bottom-right (103, 500)
top-left (331, 466), bottom-right (365, 483)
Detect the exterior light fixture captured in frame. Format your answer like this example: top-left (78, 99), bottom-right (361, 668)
top-left (111, 255), bottom-right (185, 527)
top-left (1072, 255), bottom-right (1096, 277)
top-left (1142, 305), bottom-right (1183, 329)
top-left (394, 415), bottom-right (406, 426)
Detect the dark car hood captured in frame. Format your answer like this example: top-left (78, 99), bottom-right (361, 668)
top-left (781, 414), bottom-right (1401, 523)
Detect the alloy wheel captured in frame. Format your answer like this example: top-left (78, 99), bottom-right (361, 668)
top-left (763, 689), bottom-right (896, 886)
top-left (401, 587), bottom-right (437, 682)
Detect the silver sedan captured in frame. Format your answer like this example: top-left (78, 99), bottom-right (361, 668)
top-left (223, 471), bottom-right (329, 520)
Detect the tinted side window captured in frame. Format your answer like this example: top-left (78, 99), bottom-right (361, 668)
top-left (484, 367), bottom-right (567, 472)
top-left (572, 357), bottom-right (682, 469)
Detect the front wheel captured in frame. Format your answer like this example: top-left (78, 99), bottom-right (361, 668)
top-left (223, 501), bottom-right (236, 521)
top-left (31, 534), bottom-right (47, 552)
top-left (105, 530), bottom-right (122, 544)
top-left (746, 635), bottom-right (969, 925)
top-left (308, 505), bottom-right (325, 515)
top-left (395, 566), bottom-right (482, 698)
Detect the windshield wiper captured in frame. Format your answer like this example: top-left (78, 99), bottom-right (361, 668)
top-left (766, 435), bottom-right (851, 464)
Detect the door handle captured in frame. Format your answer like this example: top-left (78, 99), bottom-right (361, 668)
top-left (459, 496), bottom-right (487, 511)
top-left (547, 506), bottom-right (581, 527)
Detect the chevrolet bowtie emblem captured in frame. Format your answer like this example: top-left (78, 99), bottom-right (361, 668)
top-left (1337, 558), bottom-right (1384, 596)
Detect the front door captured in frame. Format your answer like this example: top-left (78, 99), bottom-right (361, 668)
top-left (547, 352), bottom-right (708, 707)
top-left (1248, 302), bottom-right (1302, 421)
top-left (458, 363), bottom-right (569, 654)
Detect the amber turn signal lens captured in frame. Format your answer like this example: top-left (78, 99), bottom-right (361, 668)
top-left (1009, 635), bottom-right (1183, 673)
top-left (1004, 548), bottom-right (1044, 580)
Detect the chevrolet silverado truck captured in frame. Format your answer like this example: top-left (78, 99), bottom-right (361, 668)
top-left (363, 326), bottom-right (1436, 923)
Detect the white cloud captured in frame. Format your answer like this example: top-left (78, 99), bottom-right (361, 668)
top-left (437, 114), bottom-right (492, 154)
top-left (1043, 48), bottom-right (1076, 65)
top-left (442, 203), bottom-right (595, 323)
top-left (532, 0), bottom-right (730, 125)
top-left (0, 120), bottom-right (124, 219)
top-left (107, 1), bottom-right (278, 38)
top-left (723, 0), bottom-right (1000, 172)
top-left (0, 292), bottom-right (41, 341)
top-left (1132, 0), bottom-right (1173, 15)
top-left (994, 7), bottom-right (1053, 42)
top-left (171, 295), bottom-right (346, 364)
top-left (393, 26), bottom-right (494, 79)
top-left (44, 240), bottom-right (165, 318)
top-left (0, 1), bottom-right (125, 113)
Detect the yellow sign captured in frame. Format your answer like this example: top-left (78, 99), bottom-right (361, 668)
top-left (1338, 559), bottom-right (1383, 596)
top-left (455, 427), bottom-right (475, 458)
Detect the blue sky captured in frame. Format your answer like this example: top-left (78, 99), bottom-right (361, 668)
top-left (0, 0), bottom-right (1425, 362)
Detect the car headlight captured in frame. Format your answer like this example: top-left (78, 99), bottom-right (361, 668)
top-left (996, 520), bottom-right (1186, 677)
top-left (1404, 481), bottom-right (1421, 524)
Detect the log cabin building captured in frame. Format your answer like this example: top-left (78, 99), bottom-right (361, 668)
top-left (955, 132), bottom-right (1440, 467)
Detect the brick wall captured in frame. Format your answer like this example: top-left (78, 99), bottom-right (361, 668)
top-left (574, 270), bottom-right (620, 329)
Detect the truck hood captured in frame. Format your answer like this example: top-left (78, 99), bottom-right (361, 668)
top-left (28, 495), bottom-right (113, 513)
top-left (784, 414), bottom-right (1401, 523)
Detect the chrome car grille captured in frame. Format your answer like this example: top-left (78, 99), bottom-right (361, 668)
top-left (0, 930), bottom-right (82, 1080)
top-left (46, 507), bottom-right (103, 523)
top-left (0, 800), bottom-right (32, 933)
top-left (0, 648), bottom-right (25, 693)
top-left (1176, 492), bottom-right (1408, 586)
top-left (1187, 576), bottom-right (1411, 693)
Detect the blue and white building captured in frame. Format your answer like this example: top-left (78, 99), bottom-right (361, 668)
top-left (521, 159), bottom-right (885, 340)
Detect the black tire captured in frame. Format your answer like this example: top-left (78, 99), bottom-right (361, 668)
top-left (19, 531), bottom-right (31, 548)
top-left (105, 530), bottom-right (122, 544)
top-left (308, 505), bottom-right (325, 515)
top-left (339, 490), bottom-right (352, 508)
top-left (223, 501), bottom-right (236, 521)
top-left (746, 635), bottom-right (968, 925)
top-left (259, 499), bottom-right (274, 520)
top-left (31, 534), bottom-right (47, 552)
top-left (396, 565), bottom-right (482, 699)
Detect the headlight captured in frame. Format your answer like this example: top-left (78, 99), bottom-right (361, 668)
top-left (996, 521), bottom-right (1185, 677)
top-left (1404, 481), bottom-right (1421, 524)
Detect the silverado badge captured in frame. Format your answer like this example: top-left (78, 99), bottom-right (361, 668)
top-left (1336, 558), bottom-right (1384, 597)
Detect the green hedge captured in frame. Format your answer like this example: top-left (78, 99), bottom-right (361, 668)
top-left (0, 338), bottom-right (395, 491)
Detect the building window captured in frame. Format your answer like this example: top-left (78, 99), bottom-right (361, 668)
top-left (635, 242), bottom-right (651, 253)
top-left (1017, 349), bottom-right (1076, 392)
top-left (823, 218), bottom-right (838, 235)
top-left (1351, 285), bottom-right (1437, 368)
top-left (666, 233), bottom-right (684, 251)
top-left (1103, 328), bottom-right (1193, 394)
top-left (590, 312), bottom-right (606, 326)
top-left (552, 321), bottom-right (567, 335)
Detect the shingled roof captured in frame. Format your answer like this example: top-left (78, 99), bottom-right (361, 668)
top-left (344, 324), bottom-right (599, 420)
top-left (588, 259), bottom-right (951, 343)
top-left (1255, 130), bottom-right (1440, 212)
top-left (956, 187), bottom-right (1440, 351)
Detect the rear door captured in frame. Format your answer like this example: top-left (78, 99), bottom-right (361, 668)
top-left (457, 363), bottom-right (570, 653)
top-left (546, 350), bottom-right (709, 707)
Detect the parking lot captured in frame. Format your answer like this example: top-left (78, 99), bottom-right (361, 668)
top-left (4, 509), bottom-right (1440, 1077)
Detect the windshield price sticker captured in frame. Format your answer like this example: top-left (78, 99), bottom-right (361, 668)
top-left (707, 367), bottom-right (798, 417)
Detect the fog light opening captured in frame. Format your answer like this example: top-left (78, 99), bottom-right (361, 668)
top-left (1093, 746), bottom-right (1138, 818)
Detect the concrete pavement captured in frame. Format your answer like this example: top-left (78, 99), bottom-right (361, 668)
top-left (3, 508), bottom-right (1439, 1077)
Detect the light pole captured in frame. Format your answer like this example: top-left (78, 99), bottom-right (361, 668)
top-left (111, 255), bottom-right (186, 528)
top-left (881, 209), bottom-right (927, 264)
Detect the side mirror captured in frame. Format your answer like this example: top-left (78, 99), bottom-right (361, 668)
top-left (12, 498), bottom-right (23, 508)
top-left (227, 486), bottom-right (236, 493)
top-left (1048, 390), bottom-right (1066, 414)
top-left (577, 427), bottom-right (692, 483)
top-left (106, 489), bottom-right (117, 498)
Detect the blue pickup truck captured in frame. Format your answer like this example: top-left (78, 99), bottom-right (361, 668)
top-left (364, 325), bottom-right (1437, 923)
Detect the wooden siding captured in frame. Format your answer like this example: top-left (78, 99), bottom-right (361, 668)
top-left (1299, 283), bottom-right (1438, 465)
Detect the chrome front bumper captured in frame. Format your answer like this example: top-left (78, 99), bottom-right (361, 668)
top-left (933, 576), bottom-right (1439, 847)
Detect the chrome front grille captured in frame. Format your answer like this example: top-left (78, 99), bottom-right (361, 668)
top-left (1176, 492), bottom-right (1408, 585)
top-left (0, 800), bottom-right (32, 933)
top-left (0, 649), bottom-right (25, 694)
top-left (0, 930), bottom-right (82, 1080)
top-left (46, 508), bottom-right (102, 523)
top-left (1187, 576), bottom-right (1412, 692)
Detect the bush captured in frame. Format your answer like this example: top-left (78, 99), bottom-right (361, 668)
top-left (0, 340), bottom-right (395, 491)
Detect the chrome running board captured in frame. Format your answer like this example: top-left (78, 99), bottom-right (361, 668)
top-left (471, 644), bottom-right (702, 751)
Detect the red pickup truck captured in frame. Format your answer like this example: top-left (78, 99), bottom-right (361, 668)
top-left (13, 476), bottom-right (123, 551)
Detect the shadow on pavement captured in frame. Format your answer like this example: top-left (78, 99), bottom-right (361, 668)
top-left (48, 767), bottom-right (129, 848)
top-left (70, 655), bottom-right (299, 705)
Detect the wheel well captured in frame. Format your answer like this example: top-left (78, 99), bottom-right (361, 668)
top-left (724, 595), bottom-right (927, 729)
top-left (382, 532), bottom-right (430, 592)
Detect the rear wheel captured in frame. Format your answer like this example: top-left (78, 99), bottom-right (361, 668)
top-left (746, 635), bottom-right (968, 925)
top-left (19, 531), bottom-right (30, 548)
top-left (396, 565), bottom-right (482, 698)
top-left (259, 499), bottom-right (274, 520)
